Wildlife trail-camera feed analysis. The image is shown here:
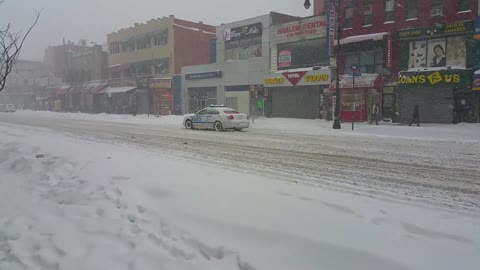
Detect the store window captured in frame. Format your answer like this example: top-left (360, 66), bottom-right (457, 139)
top-left (406, 0), bottom-right (418, 19)
top-left (224, 36), bottom-right (262, 61)
top-left (363, 2), bottom-right (373, 25)
top-left (277, 39), bottom-right (328, 70)
top-left (343, 7), bottom-right (354, 28)
top-left (430, 0), bottom-right (443, 16)
top-left (344, 50), bottom-right (385, 74)
top-left (456, 0), bottom-right (472, 12)
top-left (407, 36), bottom-right (466, 69)
top-left (109, 42), bottom-right (120, 54)
top-left (384, 0), bottom-right (395, 21)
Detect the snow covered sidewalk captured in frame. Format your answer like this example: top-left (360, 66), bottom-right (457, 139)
top-left (1, 124), bottom-right (479, 270)
top-left (13, 110), bottom-right (480, 142)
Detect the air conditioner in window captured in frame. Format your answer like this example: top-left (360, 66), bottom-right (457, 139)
top-left (430, 8), bottom-right (443, 16)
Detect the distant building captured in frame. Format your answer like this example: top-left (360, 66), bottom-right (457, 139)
top-left (181, 12), bottom-right (299, 115)
top-left (44, 41), bottom-right (89, 82)
top-left (106, 15), bottom-right (215, 115)
top-left (0, 60), bottom-right (47, 109)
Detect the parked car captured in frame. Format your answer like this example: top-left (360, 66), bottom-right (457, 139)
top-left (183, 105), bottom-right (250, 131)
top-left (0, 104), bottom-right (16, 112)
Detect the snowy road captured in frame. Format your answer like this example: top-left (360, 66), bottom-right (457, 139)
top-left (1, 111), bottom-right (480, 270)
top-left (1, 112), bottom-right (479, 213)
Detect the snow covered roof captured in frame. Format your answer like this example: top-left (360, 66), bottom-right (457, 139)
top-left (102, 86), bottom-right (136, 94)
top-left (404, 66), bottom-right (471, 73)
top-left (474, 70), bottom-right (480, 75)
top-left (174, 23), bottom-right (215, 35)
top-left (339, 32), bottom-right (388, 45)
top-left (274, 66), bottom-right (330, 73)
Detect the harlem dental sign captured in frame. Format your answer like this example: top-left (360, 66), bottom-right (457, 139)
top-left (398, 70), bottom-right (472, 89)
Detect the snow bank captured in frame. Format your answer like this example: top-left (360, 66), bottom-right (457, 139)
top-left (1, 124), bottom-right (479, 270)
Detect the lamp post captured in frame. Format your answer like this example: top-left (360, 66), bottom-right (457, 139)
top-left (304, 0), bottom-right (342, 129)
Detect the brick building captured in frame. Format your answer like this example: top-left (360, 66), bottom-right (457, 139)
top-left (315, 0), bottom-right (479, 123)
top-left (107, 16), bottom-right (215, 115)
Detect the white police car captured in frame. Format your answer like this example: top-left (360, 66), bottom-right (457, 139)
top-left (184, 105), bottom-right (250, 131)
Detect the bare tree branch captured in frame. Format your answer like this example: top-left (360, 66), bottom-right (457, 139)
top-left (0, 1), bottom-right (40, 92)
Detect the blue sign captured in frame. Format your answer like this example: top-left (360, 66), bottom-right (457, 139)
top-left (185, 70), bottom-right (222, 80)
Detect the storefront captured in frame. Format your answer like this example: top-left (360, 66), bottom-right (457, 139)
top-left (396, 20), bottom-right (477, 123)
top-left (263, 68), bottom-right (331, 119)
top-left (149, 78), bottom-right (173, 115)
top-left (397, 69), bottom-right (473, 123)
top-left (330, 73), bottom-right (383, 122)
top-left (184, 70), bottom-right (222, 113)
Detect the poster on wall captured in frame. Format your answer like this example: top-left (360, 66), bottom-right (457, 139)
top-left (409, 40), bottom-right (427, 68)
top-left (278, 49), bottom-right (292, 68)
top-left (446, 36), bottom-right (466, 68)
top-left (427, 38), bottom-right (446, 68)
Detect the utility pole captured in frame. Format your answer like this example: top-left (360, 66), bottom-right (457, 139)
top-left (304, 0), bottom-right (342, 129)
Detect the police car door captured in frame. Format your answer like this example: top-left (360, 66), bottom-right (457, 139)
top-left (193, 109), bottom-right (208, 129)
top-left (207, 109), bottom-right (221, 128)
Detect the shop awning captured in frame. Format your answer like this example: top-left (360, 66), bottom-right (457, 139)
top-left (55, 85), bottom-right (71, 95)
top-left (102, 86), bottom-right (136, 94)
top-left (330, 73), bottom-right (381, 89)
top-left (83, 80), bottom-right (109, 94)
top-left (339, 32), bottom-right (388, 45)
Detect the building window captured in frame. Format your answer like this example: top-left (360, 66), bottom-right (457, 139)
top-left (343, 7), bottom-right (354, 29)
top-left (154, 29), bottom-right (168, 46)
top-left (406, 0), bottom-right (418, 19)
top-left (343, 49), bottom-right (386, 74)
top-left (430, 0), bottom-right (443, 16)
top-left (136, 36), bottom-right (150, 50)
top-left (224, 36), bottom-right (262, 61)
top-left (109, 42), bottom-right (120, 54)
top-left (384, 0), bottom-right (395, 21)
top-left (363, 2), bottom-right (373, 25)
top-left (456, 0), bottom-right (472, 12)
top-left (277, 38), bottom-right (328, 70)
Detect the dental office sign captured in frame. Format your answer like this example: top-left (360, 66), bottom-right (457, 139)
top-left (271, 15), bottom-right (327, 43)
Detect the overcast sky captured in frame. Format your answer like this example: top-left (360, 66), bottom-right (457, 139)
top-left (0, 0), bottom-right (312, 61)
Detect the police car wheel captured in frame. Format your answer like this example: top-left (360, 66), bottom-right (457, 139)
top-left (214, 121), bottom-right (223, 132)
top-left (185, 119), bottom-right (193, 129)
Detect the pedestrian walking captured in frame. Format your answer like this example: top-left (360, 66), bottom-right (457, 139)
top-left (369, 103), bottom-right (379, 125)
top-left (409, 105), bottom-right (420, 127)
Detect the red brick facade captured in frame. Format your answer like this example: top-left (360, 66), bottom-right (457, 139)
top-left (173, 19), bottom-right (216, 74)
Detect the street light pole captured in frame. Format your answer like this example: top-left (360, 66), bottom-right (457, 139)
top-left (332, 0), bottom-right (342, 129)
top-left (304, 0), bottom-right (342, 129)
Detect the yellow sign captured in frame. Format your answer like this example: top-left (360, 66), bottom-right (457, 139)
top-left (398, 73), bottom-right (460, 85)
top-left (264, 77), bottom-right (284, 85)
top-left (304, 74), bottom-right (329, 83)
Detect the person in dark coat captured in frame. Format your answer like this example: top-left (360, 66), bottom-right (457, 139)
top-left (409, 105), bottom-right (420, 127)
top-left (369, 103), bottom-right (379, 125)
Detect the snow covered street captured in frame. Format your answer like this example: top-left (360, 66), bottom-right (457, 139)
top-left (1, 111), bottom-right (479, 270)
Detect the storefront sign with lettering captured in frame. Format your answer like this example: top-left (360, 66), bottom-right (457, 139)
top-left (271, 15), bottom-right (327, 43)
top-left (398, 20), bottom-right (474, 40)
top-left (264, 69), bottom-right (331, 87)
top-left (385, 34), bottom-right (392, 68)
top-left (398, 70), bottom-right (473, 89)
top-left (149, 78), bottom-right (172, 89)
top-left (224, 22), bottom-right (262, 41)
top-left (185, 71), bottom-right (222, 80)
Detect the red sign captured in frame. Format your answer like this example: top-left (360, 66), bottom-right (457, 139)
top-left (278, 49), bottom-right (292, 68)
top-left (385, 34), bottom-right (392, 68)
top-left (149, 78), bottom-right (171, 89)
top-left (282, 71), bottom-right (307, 86)
top-left (277, 20), bottom-right (326, 39)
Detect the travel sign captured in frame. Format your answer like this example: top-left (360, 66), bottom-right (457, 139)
top-left (264, 69), bottom-right (331, 87)
top-left (397, 70), bottom-right (473, 89)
